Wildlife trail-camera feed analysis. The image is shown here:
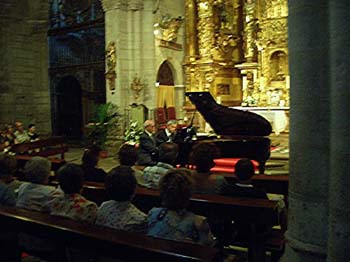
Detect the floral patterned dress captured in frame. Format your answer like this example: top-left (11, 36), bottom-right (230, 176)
top-left (50, 193), bottom-right (97, 223)
top-left (148, 207), bottom-right (214, 246)
top-left (96, 200), bottom-right (147, 233)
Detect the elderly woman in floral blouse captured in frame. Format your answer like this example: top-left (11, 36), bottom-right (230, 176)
top-left (50, 163), bottom-right (97, 223)
top-left (148, 168), bottom-right (214, 246)
top-left (96, 165), bottom-right (147, 233)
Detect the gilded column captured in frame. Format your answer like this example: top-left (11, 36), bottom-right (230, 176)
top-left (184, 0), bottom-right (198, 63)
top-left (197, 0), bottom-right (215, 61)
top-left (243, 0), bottom-right (257, 62)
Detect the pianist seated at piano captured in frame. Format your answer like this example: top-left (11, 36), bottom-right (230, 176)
top-left (189, 142), bottom-right (228, 195)
top-left (155, 120), bottom-right (179, 146)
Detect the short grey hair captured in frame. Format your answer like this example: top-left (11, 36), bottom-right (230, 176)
top-left (143, 119), bottom-right (155, 128)
top-left (166, 120), bottom-right (177, 126)
top-left (24, 156), bottom-right (51, 184)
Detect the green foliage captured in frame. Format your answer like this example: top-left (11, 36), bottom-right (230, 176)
top-left (85, 102), bottom-right (121, 148)
top-left (124, 120), bottom-right (143, 145)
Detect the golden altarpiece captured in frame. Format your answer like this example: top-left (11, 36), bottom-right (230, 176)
top-left (183, 0), bottom-right (289, 127)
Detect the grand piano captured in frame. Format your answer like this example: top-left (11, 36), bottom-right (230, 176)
top-left (176, 92), bottom-right (272, 174)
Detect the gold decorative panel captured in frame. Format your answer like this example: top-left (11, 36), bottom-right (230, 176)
top-left (184, 0), bottom-right (289, 109)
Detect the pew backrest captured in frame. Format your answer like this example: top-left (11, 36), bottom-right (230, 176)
top-left (75, 182), bottom-right (279, 225)
top-left (0, 206), bottom-right (220, 262)
top-left (10, 136), bottom-right (68, 164)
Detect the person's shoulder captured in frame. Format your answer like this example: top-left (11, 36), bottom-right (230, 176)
top-left (148, 207), bottom-right (163, 217)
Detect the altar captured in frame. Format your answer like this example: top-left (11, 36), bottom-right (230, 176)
top-left (233, 107), bottom-right (289, 135)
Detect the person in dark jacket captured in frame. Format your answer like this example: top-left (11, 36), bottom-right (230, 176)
top-left (221, 158), bottom-right (267, 199)
top-left (137, 120), bottom-right (158, 166)
top-left (81, 145), bottom-right (107, 183)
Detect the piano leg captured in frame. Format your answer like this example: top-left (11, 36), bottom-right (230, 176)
top-left (258, 160), bottom-right (266, 175)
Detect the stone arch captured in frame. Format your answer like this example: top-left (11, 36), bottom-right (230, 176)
top-left (156, 59), bottom-right (183, 86)
top-left (157, 60), bottom-right (175, 85)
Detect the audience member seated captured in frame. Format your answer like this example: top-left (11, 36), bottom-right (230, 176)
top-left (221, 158), bottom-right (277, 243)
top-left (81, 145), bottom-right (107, 183)
top-left (118, 143), bottom-right (146, 187)
top-left (222, 159), bottom-right (288, 232)
top-left (0, 153), bottom-right (22, 195)
top-left (143, 142), bottom-right (178, 189)
top-left (2, 124), bottom-right (16, 150)
top-left (148, 168), bottom-right (214, 246)
top-left (16, 156), bottom-right (62, 211)
top-left (0, 154), bottom-right (19, 262)
top-left (189, 142), bottom-right (228, 194)
top-left (50, 163), bottom-right (97, 223)
top-left (14, 121), bottom-right (30, 144)
top-left (0, 154), bottom-right (16, 206)
top-left (155, 119), bottom-right (178, 146)
top-left (96, 165), bottom-right (147, 233)
top-left (16, 156), bottom-right (62, 258)
top-left (137, 120), bottom-right (158, 166)
top-left (27, 123), bottom-right (39, 141)
top-left (221, 158), bottom-right (268, 199)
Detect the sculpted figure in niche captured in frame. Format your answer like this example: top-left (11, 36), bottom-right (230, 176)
top-left (106, 41), bottom-right (116, 74)
top-left (244, 0), bottom-right (256, 61)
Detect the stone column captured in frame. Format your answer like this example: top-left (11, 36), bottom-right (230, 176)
top-left (327, 1), bottom-right (350, 261)
top-left (282, 1), bottom-right (329, 261)
top-left (101, 0), bottom-right (127, 104)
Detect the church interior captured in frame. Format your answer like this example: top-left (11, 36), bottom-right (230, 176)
top-left (0, 0), bottom-right (349, 262)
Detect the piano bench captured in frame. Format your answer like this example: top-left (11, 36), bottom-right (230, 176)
top-left (211, 158), bottom-right (259, 173)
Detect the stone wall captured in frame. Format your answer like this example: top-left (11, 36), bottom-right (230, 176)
top-left (103, 0), bottom-right (185, 122)
top-left (0, 0), bottom-right (51, 134)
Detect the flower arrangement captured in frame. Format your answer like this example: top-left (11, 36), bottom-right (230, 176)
top-left (124, 120), bottom-right (143, 146)
top-left (241, 95), bottom-right (258, 107)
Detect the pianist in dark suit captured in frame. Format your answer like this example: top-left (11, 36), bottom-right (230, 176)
top-left (137, 120), bottom-right (158, 166)
top-left (155, 120), bottom-right (178, 146)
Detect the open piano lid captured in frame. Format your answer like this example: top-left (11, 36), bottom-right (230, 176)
top-left (186, 92), bottom-right (272, 137)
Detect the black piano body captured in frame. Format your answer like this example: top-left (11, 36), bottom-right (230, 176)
top-left (176, 92), bottom-right (272, 174)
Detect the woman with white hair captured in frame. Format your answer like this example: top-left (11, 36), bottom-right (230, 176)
top-left (16, 156), bottom-right (62, 211)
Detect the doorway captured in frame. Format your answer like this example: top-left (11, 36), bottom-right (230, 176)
top-left (56, 76), bottom-right (83, 139)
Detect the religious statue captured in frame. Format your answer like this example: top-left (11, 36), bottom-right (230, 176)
top-left (130, 76), bottom-right (144, 100)
top-left (159, 15), bottom-right (184, 42)
top-left (244, 0), bottom-right (257, 62)
top-left (105, 41), bottom-right (116, 90)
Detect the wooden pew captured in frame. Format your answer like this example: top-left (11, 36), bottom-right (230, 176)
top-left (70, 182), bottom-right (280, 262)
top-left (213, 172), bottom-right (289, 198)
top-left (10, 136), bottom-right (68, 170)
top-left (0, 206), bottom-right (220, 262)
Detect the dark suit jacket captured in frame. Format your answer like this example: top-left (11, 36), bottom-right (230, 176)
top-left (221, 183), bottom-right (268, 199)
top-left (138, 131), bottom-right (158, 166)
top-left (220, 183), bottom-right (271, 239)
top-left (155, 129), bottom-right (180, 146)
top-left (155, 129), bottom-right (170, 146)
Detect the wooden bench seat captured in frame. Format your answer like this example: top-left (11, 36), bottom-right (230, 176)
top-left (0, 206), bottom-right (220, 262)
top-left (10, 136), bottom-right (68, 169)
top-left (51, 181), bottom-right (281, 262)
